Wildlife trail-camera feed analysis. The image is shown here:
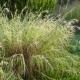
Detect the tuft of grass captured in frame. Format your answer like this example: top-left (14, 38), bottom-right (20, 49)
top-left (0, 14), bottom-right (80, 80)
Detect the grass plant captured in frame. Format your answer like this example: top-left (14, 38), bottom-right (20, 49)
top-left (0, 14), bottom-right (80, 80)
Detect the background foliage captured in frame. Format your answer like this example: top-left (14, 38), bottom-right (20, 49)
top-left (0, 0), bottom-right (57, 14)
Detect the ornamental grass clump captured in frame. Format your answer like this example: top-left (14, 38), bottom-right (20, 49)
top-left (0, 14), bottom-right (80, 80)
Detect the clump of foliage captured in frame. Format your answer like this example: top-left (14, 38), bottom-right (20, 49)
top-left (0, 14), bottom-right (80, 80)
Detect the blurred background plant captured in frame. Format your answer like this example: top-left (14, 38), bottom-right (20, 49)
top-left (65, 5), bottom-right (80, 20)
top-left (0, 0), bottom-right (57, 14)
